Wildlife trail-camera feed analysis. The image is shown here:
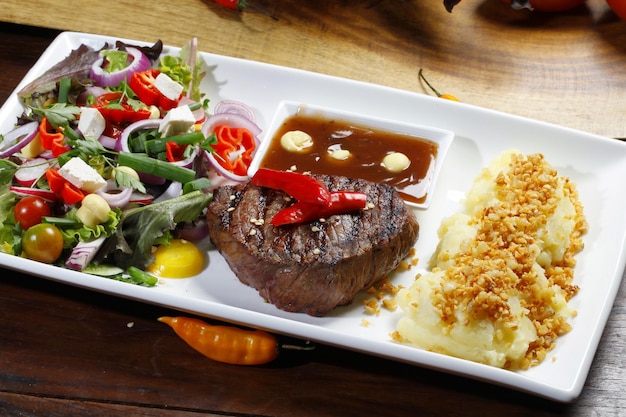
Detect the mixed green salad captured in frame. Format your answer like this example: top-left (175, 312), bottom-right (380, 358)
top-left (0, 38), bottom-right (262, 285)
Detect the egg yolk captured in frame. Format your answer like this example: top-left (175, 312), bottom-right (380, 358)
top-left (147, 239), bottom-right (205, 278)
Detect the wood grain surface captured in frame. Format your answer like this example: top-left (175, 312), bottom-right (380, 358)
top-left (1, 0), bottom-right (626, 138)
top-left (1, 3), bottom-right (625, 416)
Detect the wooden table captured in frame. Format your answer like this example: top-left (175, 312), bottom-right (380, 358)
top-left (1, 1), bottom-right (625, 415)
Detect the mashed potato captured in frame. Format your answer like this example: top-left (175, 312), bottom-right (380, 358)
top-left (394, 150), bottom-right (588, 369)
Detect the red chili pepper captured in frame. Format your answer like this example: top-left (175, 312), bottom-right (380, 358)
top-left (165, 141), bottom-right (187, 162)
top-left (214, 0), bottom-right (278, 19)
top-left (45, 168), bottom-right (85, 205)
top-left (39, 117), bottom-right (70, 157)
top-left (251, 168), bottom-right (331, 206)
top-left (94, 92), bottom-right (152, 125)
top-left (270, 191), bottom-right (367, 226)
top-left (129, 69), bottom-right (180, 111)
top-left (212, 125), bottom-right (257, 177)
top-left (215, 0), bottom-right (247, 10)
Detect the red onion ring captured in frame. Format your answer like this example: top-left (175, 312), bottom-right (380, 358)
top-left (214, 100), bottom-right (257, 123)
top-left (77, 86), bottom-right (108, 105)
top-left (201, 112), bottom-right (261, 183)
top-left (90, 47), bottom-right (151, 88)
top-left (201, 112), bottom-right (262, 139)
top-left (119, 118), bottom-right (167, 185)
top-left (153, 181), bottom-right (182, 204)
top-left (0, 121), bottom-right (39, 158)
top-left (119, 118), bottom-right (162, 152)
top-left (171, 144), bottom-right (199, 169)
top-left (138, 172), bottom-right (167, 186)
top-left (95, 179), bottom-right (133, 208)
top-left (98, 134), bottom-right (120, 151)
top-left (203, 150), bottom-right (249, 183)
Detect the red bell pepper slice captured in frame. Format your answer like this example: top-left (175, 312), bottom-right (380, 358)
top-left (165, 141), bottom-right (187, 162)
top-left (39, 117), bottom-right (70, 157)
top-left (212, 125), bottom-right (257, 177)
top-left (270, 191), bottom-right (367, 226)
top-left (129, 69), bottom-right (180, 111)
top-left (45, 168), bottom-right (85, 205)
top-left (251, 168), bottom-right (331, 206)
top-left (94, 92), bottom-right (152, 125)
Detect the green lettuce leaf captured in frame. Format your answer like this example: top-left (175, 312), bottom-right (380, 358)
top-left (99, 190), bottom-right (212, 270)
top-left (0, 185), bottom-right (19, 254)
top-left (60, 207), bottom-right (122, 248)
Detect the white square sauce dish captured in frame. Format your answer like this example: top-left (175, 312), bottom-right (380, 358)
top-left (248, 101), bottom-right (454, 209)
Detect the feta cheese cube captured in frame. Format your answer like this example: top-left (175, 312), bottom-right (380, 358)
top-left (158, 105), bottom-right (196, 137)
top-left (58, 157), bottom-right (106, 193)
top-left (154, 73), bottom-right (183, 101)
top-left (78, 107), bottom-right (106, 140)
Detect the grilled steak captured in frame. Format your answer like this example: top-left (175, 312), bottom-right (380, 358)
top-left (206, 174), bottom-right (419, 316)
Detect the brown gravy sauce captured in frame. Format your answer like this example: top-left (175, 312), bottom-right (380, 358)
top-left (258, 113), bottom-right (439, 205)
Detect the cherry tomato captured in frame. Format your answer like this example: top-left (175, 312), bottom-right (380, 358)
top-left (14, 196), bottom-right (52, 230)
top-left (606, 0), bottom-right (626, 21)
top-left (22, 223), bottom-right (64, 264)
top-left (505, 0), bottom-right (586, 12)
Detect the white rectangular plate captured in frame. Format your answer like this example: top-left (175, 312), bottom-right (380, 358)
top-left (1, 32), bottom-right (625, 403)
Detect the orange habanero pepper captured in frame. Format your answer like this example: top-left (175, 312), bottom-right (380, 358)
top-left (158, 316), bottom-right (279, 365)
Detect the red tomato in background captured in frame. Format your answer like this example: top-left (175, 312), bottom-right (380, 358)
top-left (606, 0), bottom-right (626, 20)
top-left (505, 0), bottom-right (586, 12)
top-left (14, 196), bottom-right (51, 230)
